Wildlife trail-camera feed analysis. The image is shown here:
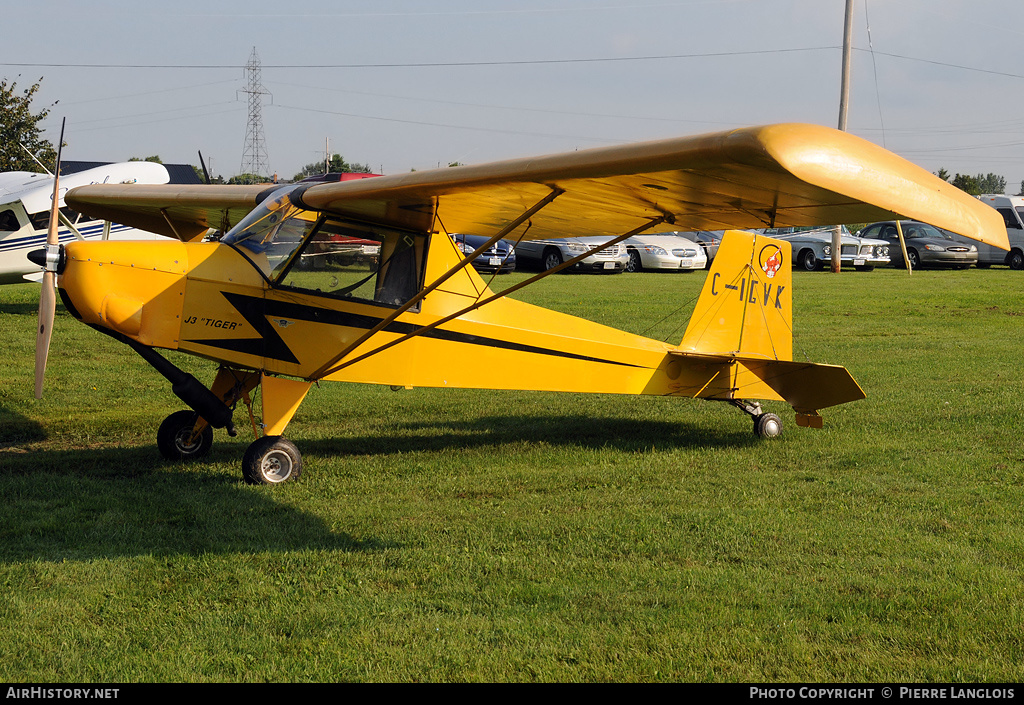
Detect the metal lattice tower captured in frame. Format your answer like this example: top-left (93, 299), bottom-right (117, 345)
top-left (239, 47), bottom-right (270, 183)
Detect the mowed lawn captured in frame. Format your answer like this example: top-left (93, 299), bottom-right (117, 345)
top-left (1, 266), bottom-right (1022, 682)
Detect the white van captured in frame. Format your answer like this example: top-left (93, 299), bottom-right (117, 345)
top-left (971, 195), bottom-right (1024, 269)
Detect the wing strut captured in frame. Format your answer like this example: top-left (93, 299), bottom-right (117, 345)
top-left (311, 215), bottom-right (667, 379)
top-left (307, 188), bottom-right (564, 380)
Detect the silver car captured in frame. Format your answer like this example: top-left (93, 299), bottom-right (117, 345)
top-left (762, 226), bottom-right (890, 271)
top-left (857, 220), bottom-right (977, 269)
top-left (515, 236), bottom-right (629, 273)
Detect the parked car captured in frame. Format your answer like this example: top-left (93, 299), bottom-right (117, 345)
top-left (856, 220), bottom-right (977, 269)
top-left (451, 233), bottom-right (516, 273)
top-left (622, 233), bottom-right (707, 272)
top-left (969, 195), bottom-right (1024, 269)
top-left (689, 230), bottom-right (724, 268)
top-left (515, 236), bottom-right (629, 273)
top-left (762, 225), bottom-right (890, 271)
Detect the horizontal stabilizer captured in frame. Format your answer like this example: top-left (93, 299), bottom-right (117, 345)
top-left (667, 351), bottom-right (865, 413)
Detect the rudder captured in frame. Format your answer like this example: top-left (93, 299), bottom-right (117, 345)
top-left (679, 230), bottom-right (792, 361)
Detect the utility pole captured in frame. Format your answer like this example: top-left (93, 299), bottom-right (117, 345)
top-left (832, 0), bottom-right (855, 273)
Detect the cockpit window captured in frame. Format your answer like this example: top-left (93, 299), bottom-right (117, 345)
top-left (221, 185), bottom-right (319, 278)
top-left (0, 208), bottom-right (21, 232)
top-left (277, 218), bottom-right (425, 308)
top-left (223, 185), bottom-right (426, 308)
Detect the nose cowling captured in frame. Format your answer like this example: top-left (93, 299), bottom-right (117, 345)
top-left (60, 240), bottom-right (189, 349)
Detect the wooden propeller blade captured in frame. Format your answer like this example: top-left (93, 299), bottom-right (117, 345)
top-left (34, 270), bottom-right (56, 399)
top-left (35, 118), bottom-right (65, 399)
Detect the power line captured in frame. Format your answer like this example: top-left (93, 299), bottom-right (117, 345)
top-left (0, 46), bottom-right (837, 70)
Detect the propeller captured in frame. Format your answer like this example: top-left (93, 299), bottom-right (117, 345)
top-left (198, 149), bottom-right (212, 185)
top-left (33, 118), bottom-right (65, 399)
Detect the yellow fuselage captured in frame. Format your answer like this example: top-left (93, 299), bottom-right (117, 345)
top-left (58, 237), bottom-right (695, 395)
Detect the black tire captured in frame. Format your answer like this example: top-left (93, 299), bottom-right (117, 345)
top-left (753, 413), bottom-right (783, 439)
top-left (542, 248), bottom-right (563, 272)
top-left (799, 249), bottom-right (821, 272)
top-left (1008, 249), bottom-right (1024, 270)
top-left (976, 261), bottom-right (992, 269)
top-left (626, 249), bottom-right (643, 273)
top-left (242, 436), bottom-right (302, 485)
top-left (908, 249), bottom-right (921, 269)
top-left (157, 410), bottom-right (213, 461)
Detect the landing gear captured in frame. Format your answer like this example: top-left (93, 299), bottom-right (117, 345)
top-left (731, 400), bottom-right (783, 439)
top-left (157, 410), bottom-right (213, 460)
top-left (242, 436), bottom-right (302, 485)
top-left (753, 412), bottom-right (783, 439)
top-left (154, 368), bottom-right (306, 485)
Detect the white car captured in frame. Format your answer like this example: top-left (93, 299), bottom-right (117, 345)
top-left (623, 234), bottom-right (707, 272)
top-left (762, 226), bottom-right (890, 271)
top-left (515, 236), bottom-right (629, 273)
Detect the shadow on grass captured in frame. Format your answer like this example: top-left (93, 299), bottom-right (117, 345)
top-left (0, 302), bottom-right (41, 316)
top-left (302, 413), bottom-right (757, 457)
top-left (0, 403), bottom-right (47, 445)
top-left (0, 445), bottom-right (387, 564)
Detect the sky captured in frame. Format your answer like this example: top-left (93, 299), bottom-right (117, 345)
top-left (4, 0), bottom-right (1024, 189)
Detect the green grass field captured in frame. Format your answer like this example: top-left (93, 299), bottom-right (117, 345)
top-left (1, 267), bottom-right (1023, 682)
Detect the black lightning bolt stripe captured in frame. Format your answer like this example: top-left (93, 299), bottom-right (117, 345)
top-left (186, 291), bottom-right (644, 369)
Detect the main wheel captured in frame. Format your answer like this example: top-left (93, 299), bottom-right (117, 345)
top-left (626, 249), bottom-right (643, 273)
top-left (1008, 249), bottom-right (1024, 270)
top-left (542, 248), bottom-right (563, 271)
top-left (157, 410), bottom-right (213, 461)
top-left (242, 436), bottom-right (302, 485)
top-left (753, 413), bottom-right (783, 439)
top-left (799, 249), bottom-right (821, 271)
top-left (907, 249), bottom-right (921, 269)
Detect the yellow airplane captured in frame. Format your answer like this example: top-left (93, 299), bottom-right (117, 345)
top-left (31, 123), bottom-right (1007, 485)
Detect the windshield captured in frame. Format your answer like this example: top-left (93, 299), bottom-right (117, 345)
top-left (221, 184), bottom-right (319, 278)
top-left (903, 223), bottom-right (955, 240)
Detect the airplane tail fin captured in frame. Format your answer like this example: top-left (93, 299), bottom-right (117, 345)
top-left (675, 230), bottom-right (864, 421)
top-left (680, 230), bottom-right (792, 361)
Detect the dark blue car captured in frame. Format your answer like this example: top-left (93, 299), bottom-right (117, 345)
top-left (451, 233), bottom-right (516, 273)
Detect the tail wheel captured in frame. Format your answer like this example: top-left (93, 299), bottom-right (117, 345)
top-left (157, 410), bottom-right (213, 460)
top-left (753, 413), bottom-right (783, 439)
top-left (243, 436), bottom-right (302, 485)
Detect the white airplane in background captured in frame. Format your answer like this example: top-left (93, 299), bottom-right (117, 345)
top-left (0, 161), bottom-right (173, 284)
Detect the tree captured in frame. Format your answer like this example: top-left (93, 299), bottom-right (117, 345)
top-left (935, 168), bottom-right (951, 182)
top-left (129, 155), bottom-right (163, 163)
top-left (975, 172), bottom-right (1006, 195)
top-left (951, 173), bottom-right (981, 196)
top-left (227, 173), bottom-right (273, 185)
top-left (0, 77), bottom-right (57, 173)
top-left (292, 153), bottom-right (373, 181)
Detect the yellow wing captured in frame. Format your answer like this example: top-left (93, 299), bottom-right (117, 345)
top-left (65, 184), bottom-right (276, 242)
top-left (65, 123), bottom-right (1008, 249)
